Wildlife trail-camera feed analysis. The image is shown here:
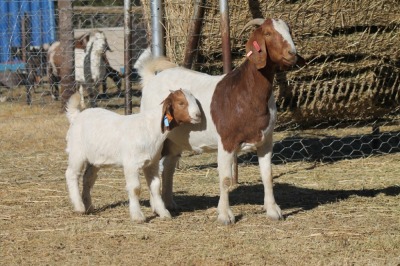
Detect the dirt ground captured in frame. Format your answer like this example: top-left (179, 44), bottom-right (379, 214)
top-left (0, 92), bottom-right (399, 265)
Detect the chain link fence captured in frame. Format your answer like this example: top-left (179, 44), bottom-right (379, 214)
top-left (0, 0), bottom-right (399, 164)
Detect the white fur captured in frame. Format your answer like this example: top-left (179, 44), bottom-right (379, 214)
top-left (134, 47), bottom-right (177, 88)
top-left (138, 51), bottom-right (282, 224)
top-left (47, 41), bottom-right (60, 77)
top-left (273, 19), bottom-right (296, 54)
top-left (65, 90), bottom-right (201, 222)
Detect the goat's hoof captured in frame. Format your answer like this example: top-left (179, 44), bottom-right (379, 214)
top-left (165, 200), bottom-right (178, 211)
top-left (217, 209), bottom-right (235, 225)
top-left (158, 210), bottom-right (172, 220)
top-left (85, 205), bottom-right (94, 214)
top-left (131, 212), bottom-right (146, 223)
top-left (74, 203), bottom-right (86, 214)
top-left (266, 204), bottom-right (283, 220)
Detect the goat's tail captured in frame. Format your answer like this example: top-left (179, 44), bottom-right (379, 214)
top-left (66, 92), bottom-right (81, 124)
top-left (134, 47), bottom-right (177, 87)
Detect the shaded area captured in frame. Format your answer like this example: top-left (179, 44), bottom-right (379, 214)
top-left (172, 184), bottom-right (400, 217)
top-left (94, 184), bottom-right (399, 221)
top-left (255, 130), bottom-right (399, 164)
top-left (182, 130), bottom-right (400, 170)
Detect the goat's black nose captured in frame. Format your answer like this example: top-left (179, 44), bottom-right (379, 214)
top-left (288, 50), bottom-right (296, 56)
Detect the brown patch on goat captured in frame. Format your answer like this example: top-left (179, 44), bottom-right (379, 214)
top-left (161, 89), bottom-right (191, 133)
top-left (211, 61), bottom-right (273, 153)
top-left (133, 188), bottom-right (141, 197)
top-left (211, 18), bottom-right (298, 153)
top-left (222, 177), bottom-right (232, 191)
top-left (74, 33), bottom-right (91, 50)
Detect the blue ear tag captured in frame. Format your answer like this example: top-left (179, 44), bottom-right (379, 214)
top-left (164, 116), bottom-right (170, 127)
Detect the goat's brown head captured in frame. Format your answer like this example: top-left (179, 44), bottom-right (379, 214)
top-left (161, 89), bottom-right (202, 133)
top-left (242, 18), bottom-right (304, 70)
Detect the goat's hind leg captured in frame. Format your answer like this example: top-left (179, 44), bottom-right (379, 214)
top-left (82, 164), bottom-right (100, 213)
top-left (65, 160), bottom-right (86, 213)
top-left (160, 140), bottom-right (182, 210)
top-left (124, 165), bottom-right (145, 223)
top-left (143, 164), bottom-right (171, 219)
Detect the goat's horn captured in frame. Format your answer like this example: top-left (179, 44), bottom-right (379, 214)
top-left (238, 18), bottom-right (265, 36)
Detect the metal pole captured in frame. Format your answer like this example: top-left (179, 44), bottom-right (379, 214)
top-left (183, 0), bottom-right (205, 69)
top-left (58, 0), bottom-right (76, 110)
top-left (219, 0), bottom-right (232, 73)
top-left (151, 0), bottom-right (164, 57)
top-left (124, 0), bottom-right (133, 115)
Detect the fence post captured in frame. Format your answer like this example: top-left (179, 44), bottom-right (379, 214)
top-left (183, 0), bottom-right (205, 69)
top-left (219, 0), bottom-right (231, 73)
top-left (124, 0), bottom-right (133, 115)
top-left (151, 0), bottom-right (164, 57)
top-left (59, 0), bottom-right (76, 110)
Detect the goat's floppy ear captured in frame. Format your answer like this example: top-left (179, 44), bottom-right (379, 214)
top-left (83, 34), bottom-right (90, 53)
top-left (245, 28), bottom-right (267, 69)
top-left (161, 96), bottom-right (173, 133)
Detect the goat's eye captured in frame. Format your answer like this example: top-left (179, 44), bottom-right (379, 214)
top-left (265, 32), bottom-right (271, 37)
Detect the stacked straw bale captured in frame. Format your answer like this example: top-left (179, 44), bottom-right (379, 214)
top-left (141, 0), bottom-right (400, 128)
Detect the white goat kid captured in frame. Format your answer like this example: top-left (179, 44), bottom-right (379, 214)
top-left (65, 90), bottom-right (201, 222)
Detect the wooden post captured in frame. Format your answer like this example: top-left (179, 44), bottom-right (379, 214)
top-left (183, 0), bottom-right (205, 69)
top-left (124, 0), bottom-right (133, 114)
top-left (58, 0), bottom-right (76, 110)
top-left (219, 0), bottom-right (232, 73)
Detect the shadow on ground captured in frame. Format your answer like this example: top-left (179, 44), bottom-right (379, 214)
top-left (94, 183), bottom-right (399, 221)
top-left (93, 130), bottom-right (399, 221)
top-left (191, 130), bottom-right (400, 169)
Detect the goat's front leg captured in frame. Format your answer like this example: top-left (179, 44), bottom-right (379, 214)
top-left (124, 165), bottom-right (145, 223)
top-left (49, 74), bottom-right (59, 100)
top-left (143, 164), bottom-right (171, 219)
top-left (78, 85), bottom-right (86, 109)
top-left (257, 133), bottom-right (282, 220)
top-left (217, 140), bottom-right (235, 225)
top-left (87, 84), bottom-right (97, 108)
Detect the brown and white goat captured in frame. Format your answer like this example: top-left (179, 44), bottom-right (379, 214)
top-left (47, 31), bottom-right (122, 104)
top-left (137, 18), bottom-right (304, 224)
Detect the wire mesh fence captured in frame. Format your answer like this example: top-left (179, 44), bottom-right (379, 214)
top-left (0, 0), bottom-right (399, 165)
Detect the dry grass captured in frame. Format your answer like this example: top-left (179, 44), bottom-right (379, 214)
top-left (0, 89), bottom-right (399, 265)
